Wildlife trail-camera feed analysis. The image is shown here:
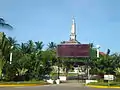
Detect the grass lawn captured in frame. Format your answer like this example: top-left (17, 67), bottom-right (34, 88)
top-left (67, 73), bottom-right (78, 76)
top-left (52, 73), bottom-right (78, 77)
top-left (0, 81), bottom-right (49, 85)
top-left (87, 81), bottom-right (120, 86)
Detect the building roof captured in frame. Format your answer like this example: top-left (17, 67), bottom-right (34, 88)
top-left (99, 52), bottom-right (106, 56)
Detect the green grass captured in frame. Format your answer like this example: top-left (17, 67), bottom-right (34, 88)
top-left (67, 73), bottom-right (77, 76)
top-left (52, 73), bottom-right (77, 77)
top-left (0, 81), bottom-right (49, 85)
top-left (88, 81), bottom-right (120, 86)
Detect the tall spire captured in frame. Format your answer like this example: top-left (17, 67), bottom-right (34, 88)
top-left (72, 16), bottom-right (75, 24)
top-left (70, 16), bottom-right (76, 41)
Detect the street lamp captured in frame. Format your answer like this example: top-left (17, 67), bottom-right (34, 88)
top-left (10, 46), bottom-right (13, 64)
top-left (96, 45), bottom-right (100, 58)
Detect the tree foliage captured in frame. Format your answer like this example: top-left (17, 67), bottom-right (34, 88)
top-left (0, 19), bottom-right (120, 81)
top-left (0, 34), bottom-right (58, 81)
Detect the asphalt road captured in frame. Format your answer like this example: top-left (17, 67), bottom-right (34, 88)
top-left (0, 83), bottom-right (119, 90)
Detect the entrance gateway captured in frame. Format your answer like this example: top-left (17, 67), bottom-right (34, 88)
top-left (56, 17), bottom-right (93, 83)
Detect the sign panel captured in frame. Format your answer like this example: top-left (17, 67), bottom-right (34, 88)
top-left (57, 44), bottom-right (90, 57)
top-left (104, 75), bottom-right (114, 80)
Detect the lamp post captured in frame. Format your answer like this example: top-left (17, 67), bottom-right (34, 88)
top-left (10, 46), bottom-right (13, 64)
top-left (57, 58), bottom-right (60, 79)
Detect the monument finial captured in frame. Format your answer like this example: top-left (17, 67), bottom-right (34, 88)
top-left (72, 16), bottom-right (75, 24)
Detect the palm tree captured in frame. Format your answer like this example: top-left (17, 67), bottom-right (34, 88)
top-left (47, 42), bottom-right (56, 50)
top-left (0, 18), bottom-right (13, 29)
top-left (27, 40), bottom-right (35, 54)
top-left (0, 33), bottom-right (11, 79)
top-left (20, 43), bottom-right (29, 54)
top-left (0, 18), bottom-right (13, 58)
top-left (8, 37), bottom-right (17, 45)
top-left (0, 18), bottom-right (13, 60)
top-left (0, 18), bottom-right (13, 80)
top-left (35, 41), bottom-right (44, 52)
top-left (47, 42), bottom-right (57, 57)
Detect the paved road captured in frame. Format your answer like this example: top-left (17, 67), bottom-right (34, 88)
top-left (0, 83), bottom-right (119, 90)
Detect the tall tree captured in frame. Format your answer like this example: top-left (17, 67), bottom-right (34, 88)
top-left (35, 41), bottom-right (43, 51)
top-left (0, 18), bottom-right (13, 29)
top-left (0, 18), bottom-right (13, 80)
top-left (47, 42), bottom-right (56, 50)
top-left (8, 37), bottom-right (18, 47)
top-left (27, 40), bottom-right (35, 54)
top-left (0, 33), bottom-right (11, 80)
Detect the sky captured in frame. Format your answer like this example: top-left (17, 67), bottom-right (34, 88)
top-left (0, 0), bottom-right (120, 53)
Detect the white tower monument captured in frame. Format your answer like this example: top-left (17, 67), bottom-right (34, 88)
top-left (61, 16), bottom-right (80, 44)
top-left (70, 17), bottom-right (76, 41)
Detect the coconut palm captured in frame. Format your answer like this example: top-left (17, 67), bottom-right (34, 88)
top-left (47, 42), bottom-right (56, 50)
top-left (0, 18), bottom-right (13, 29)
top-left (20, 43), bottom-right (29, 54)
top-left (27, 40), bottom-right (35, 54)
top-left (35, 41), bottom-right (44, 53)
top-left (8, 37), bottom-right (18, 47)
top-left (114, 68), bottom-right (120, 76)
top-left (0, 18), bottom-right (13, 59)
top-left (0, 18), bottom-right (13, 80)
top-left (17, 68), bottom-right (28, 76)
top-left (0, 33), bottom-right (11, 80)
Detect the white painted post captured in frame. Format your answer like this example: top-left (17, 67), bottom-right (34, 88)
top-left (96, 45), bottom-right (100, 58)
top-left (10, 46), bottom-right (13, 64)
top-left (10, 52), bottom-right (12, 64)
top-left (97, 49), bottom-right (99, 58)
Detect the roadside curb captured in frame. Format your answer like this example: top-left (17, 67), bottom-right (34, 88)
top-left (86, 85), bottom-right (120, 89)
top-left (0, 84), bottom-right (50, 87)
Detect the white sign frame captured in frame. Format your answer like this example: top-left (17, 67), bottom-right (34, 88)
top-left (104, 75), bottom-right (114, 80)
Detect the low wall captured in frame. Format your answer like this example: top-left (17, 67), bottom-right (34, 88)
top-left (86, 80), bottom-right (98, 84)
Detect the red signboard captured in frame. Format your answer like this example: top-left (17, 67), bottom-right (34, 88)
top-left (57, 44), bottom-right (90, 57)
